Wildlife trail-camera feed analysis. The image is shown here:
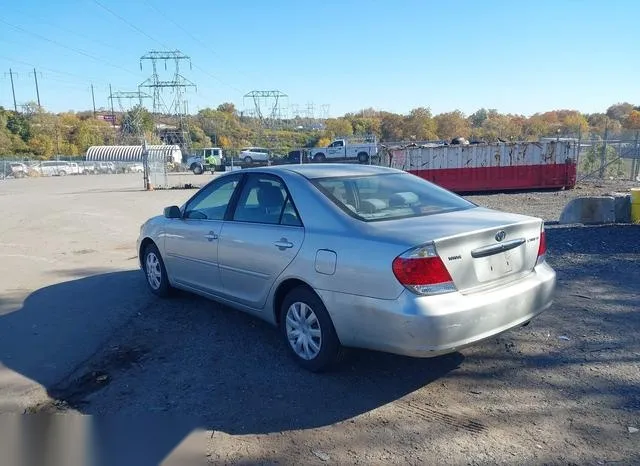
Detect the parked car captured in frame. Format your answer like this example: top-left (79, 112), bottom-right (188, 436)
top-left (137, 164), bottom-right (556, 372)
top-left (239, 147), bottom-right (271, 164)
top-left (1, 162), bottom-right (27, 178)
top-left (31, 161), bottom-right (72, 176)
top-left (96, 162), bottom-right (116, 174)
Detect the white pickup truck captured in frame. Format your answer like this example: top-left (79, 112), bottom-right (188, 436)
top-left (308, 138), bottom-right (378, 163)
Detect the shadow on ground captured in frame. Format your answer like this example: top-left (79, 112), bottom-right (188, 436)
top-left (0, 270), bottom-right (463, 465)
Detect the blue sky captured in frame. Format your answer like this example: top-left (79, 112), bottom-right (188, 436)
top-left (1, 0), bottom-right (638, 117)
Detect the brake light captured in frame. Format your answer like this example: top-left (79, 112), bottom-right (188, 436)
top-left (536, 225), bottom-right (547, 265)
top-left (392, 243), bottom-right (456, 295)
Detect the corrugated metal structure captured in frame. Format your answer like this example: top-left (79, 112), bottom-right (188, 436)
top-left (85, 145), bottom-right (182, 164)
top-left (379, 141), bottom-right (577, 192)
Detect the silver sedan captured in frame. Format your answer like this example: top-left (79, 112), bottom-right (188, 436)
top-left (137, 164), bottom-right (556, 371)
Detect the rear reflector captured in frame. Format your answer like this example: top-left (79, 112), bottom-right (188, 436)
top-left (536, 226), bottom-right (547, 265)
top-left (392, 244), bottom-right (456, 295)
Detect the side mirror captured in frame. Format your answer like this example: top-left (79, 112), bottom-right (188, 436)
top-left (164, 205), bottom-right (182, 219)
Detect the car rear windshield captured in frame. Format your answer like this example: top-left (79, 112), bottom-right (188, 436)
top-left (312, 173), bottom-right (476, 221)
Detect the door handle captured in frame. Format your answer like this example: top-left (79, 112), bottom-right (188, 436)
top-left (205, 231), bottom-right (218, 242)
top-left (274, 240), bottom-right (294, 249)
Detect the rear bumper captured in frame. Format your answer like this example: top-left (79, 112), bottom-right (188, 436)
top-left (317, 262), bottom-right (556, 358)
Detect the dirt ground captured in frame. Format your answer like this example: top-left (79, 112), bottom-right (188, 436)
top-left (1, 174), bottom-right (639, 465)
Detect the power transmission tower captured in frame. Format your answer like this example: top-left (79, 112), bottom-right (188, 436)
top-left (108, 89), bottom-right (152, 144)
top-left (139, 50), bottom-right (196, 154)
top-left (243, 90), bottom-right (289, 128)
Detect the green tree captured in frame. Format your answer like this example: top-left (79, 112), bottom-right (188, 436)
top-left (581, 144), bottom-right (623, 177)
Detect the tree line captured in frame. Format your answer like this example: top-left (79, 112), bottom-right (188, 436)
top-left (1, 101), bottom-right (639, 160)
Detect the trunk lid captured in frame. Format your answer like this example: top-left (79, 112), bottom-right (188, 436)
top-left (370, 207), bottom-right (544, 293)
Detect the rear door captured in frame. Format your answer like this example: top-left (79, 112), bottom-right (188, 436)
top-left (218, 173), bottom-right (304, 309)
top-left (164, 173), bottom-right (243, 294)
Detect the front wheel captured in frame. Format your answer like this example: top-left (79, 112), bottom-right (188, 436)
top-left (142, 243), bottom-right (172, 298)
top-left (191, 163), bottom-right (204, 175)
top-left (280, 286), bottom-right (342, 372)
top-left (243, 156), bottom-right (253, 165)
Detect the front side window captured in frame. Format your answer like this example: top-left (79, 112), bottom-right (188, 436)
top-left (312, 173), bottom-right (475, 222)
top-left (183, 174), bottom-right (241, 220)
top-left (233, 175), bottom-right (302, 226)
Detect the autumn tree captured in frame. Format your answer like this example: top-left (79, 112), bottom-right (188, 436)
top-left (606, 102), bottom-right (635, 121)
top-left (379, 112), bottom-right (405, 141)
top-left (324, 118), bottom-right (353, 138)
top-left (434, 110), bottom-right (471, 140)
top-left (623, 110), bottom-right (640, 131)
top-left (404, 107), bottom-right (437, 141)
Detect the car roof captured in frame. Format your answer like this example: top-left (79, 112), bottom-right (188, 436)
top-left (245, 163), bottom-right (403, 179)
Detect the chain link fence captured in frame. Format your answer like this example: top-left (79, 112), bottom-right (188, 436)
top-left (575, 137), bottom-right (640, 182)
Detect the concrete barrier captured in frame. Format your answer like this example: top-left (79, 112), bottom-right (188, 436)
top-left (605, 192), bottom-right (632, 223)
top-left (559, 196), bottom-right (616, 224)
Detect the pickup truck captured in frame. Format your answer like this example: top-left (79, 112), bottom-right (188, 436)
top-left (308, 138), bottom-right (378, 163)
top-left (187, 147), bottom-right (224, 174)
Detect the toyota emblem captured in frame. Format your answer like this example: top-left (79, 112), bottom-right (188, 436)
top-left (495, 230), bottom-right (506, 242)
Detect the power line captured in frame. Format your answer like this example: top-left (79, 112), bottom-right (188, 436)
top-left (142, 0), bottom-right (250, 91)
top-left (0, 54), bottom-right (111, 85)
top-left (0, 18), bottom-right (140, 77)
top-left (92, 0), bottom-right (170, 49)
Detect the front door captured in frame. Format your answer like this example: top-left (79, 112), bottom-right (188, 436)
top-left (218, 173), bottom-right (305, 309)
top-left (164, 173), bottom-right (242, 294)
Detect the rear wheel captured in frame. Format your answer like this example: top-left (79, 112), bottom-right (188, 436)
top-left (313, 153), bottom-right (326, 163)
top-left (357, 152), bottom-right (369, 164)
top-left (58, 170), bottom-right (67, 176)
top-left (142, 243), bottom-right (172, 298)
top-left (244, 156), bottom-right (253, 165)
top-left (280, 286), bottom-right (342, 372)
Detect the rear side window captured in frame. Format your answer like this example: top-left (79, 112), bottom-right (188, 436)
top-left (312, 173), bottom-right (475, 222)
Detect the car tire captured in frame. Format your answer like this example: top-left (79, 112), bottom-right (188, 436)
top-left (280, 286), bottom-right (343, 372)
top-left (58, 170), bottom-right (67, 176)
top-left (313, 153), bottom-right (326, 163)
top-left (142, 243), bottom-right (172, 298)
top-left (357, 152), bottom-right (369, 164)
top-left (244, 156), bottom-right (253, 165)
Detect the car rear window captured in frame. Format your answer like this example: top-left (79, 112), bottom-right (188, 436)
top-left (312, 173), bottom-right (476, 221)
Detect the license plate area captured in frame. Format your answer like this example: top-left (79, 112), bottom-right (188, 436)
top-left (474, 250), bottom-right (519, 282)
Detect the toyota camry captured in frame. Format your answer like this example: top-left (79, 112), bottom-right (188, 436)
top-left (137, 164), bottom-right (556, 371)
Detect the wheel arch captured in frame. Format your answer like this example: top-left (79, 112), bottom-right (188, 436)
top-left (272, 278), bottom-right (318, 325)
top-left (138, 237), bottom-right (157, 269)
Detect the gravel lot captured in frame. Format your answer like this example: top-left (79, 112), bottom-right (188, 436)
top-left (1, 174), bottom-right (639, 465)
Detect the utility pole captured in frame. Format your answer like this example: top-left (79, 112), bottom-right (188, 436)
top-left (9, 68), bottom-right (17, 112)
top-left (32, 68), bottom-right (41, 108)
top-left (91, 84), bottom-right (96, 117)
top-left (599, 121), bottom-right (609, 179)
top-left (109, 83), bottom-right (115, 127)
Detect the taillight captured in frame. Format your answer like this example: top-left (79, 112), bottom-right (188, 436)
top-left (392, 243), bottom-right (456, 295)
top-left (536, 225), bottom-right (547, 265)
